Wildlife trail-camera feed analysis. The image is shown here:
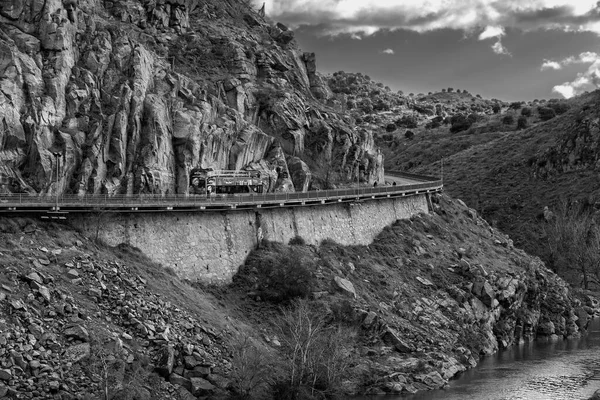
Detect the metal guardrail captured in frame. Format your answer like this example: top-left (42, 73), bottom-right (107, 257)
top-left (0, 172), bottom-right (442, 212)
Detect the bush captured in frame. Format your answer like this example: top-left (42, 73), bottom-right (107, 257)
top-left (509, 101), bottom-right (522, 110)
top-left (405, 130), bottom-right (415, 139)
top-left (538, 107), bottom-right (556, 121)
top-left (521, 107), bottom-right (532, 117)
top-left (240, 245), bottom-right (315, 303)
top-left (502, 115), bottom-right (515, 125)
top-left (450, 114), bottom-right (473, 133)
top-left (230, 337), bottom-right (274, 399)
top-left (548, 101), bottom-right (570, 115)
top-left (395, 115), bottom-right (418, 129)
top-left (273, 299), bottom-right (356, 399)
top-left (385, 123), bottom-right (397, 132)
top-left (517, 116), bottom-right (527, 130)
top-left (289, 236), bottom-right (306, 246)
top-left (492, 103), bottom-right (501, 114)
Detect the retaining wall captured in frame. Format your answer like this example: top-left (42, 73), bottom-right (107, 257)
top-left (70, 194), bottom-right (429, 283)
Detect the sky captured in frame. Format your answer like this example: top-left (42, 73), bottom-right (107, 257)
top-left (255, 0), bottom-right (600, 101)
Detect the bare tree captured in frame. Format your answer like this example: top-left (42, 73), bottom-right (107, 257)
top-left (545, 201), bottom-right (600, 289)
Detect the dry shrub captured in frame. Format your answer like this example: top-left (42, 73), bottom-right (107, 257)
top-left (272, 299), bottom-right (356, 399)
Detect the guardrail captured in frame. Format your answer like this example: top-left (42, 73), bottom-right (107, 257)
top-left (0, 172), bottom-right (442, 213)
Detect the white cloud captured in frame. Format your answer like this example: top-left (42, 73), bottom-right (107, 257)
top-left (491, 39), bottom-right (511, 56)
top-left (540, 51), bottom-right (600, 70)
top-left (256, 0), bottom-right (600, 37)
top-left (382, 48), bottom-right (395, 55)
top-left (541, 60), bottom-right (563, 70)
top-left (478, 26), bottom-right (505, 40)
top-left (551, 59), bottom-right (600, 98)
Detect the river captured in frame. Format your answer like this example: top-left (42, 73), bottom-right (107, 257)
top-left (368, 319), bottom-right (600, 400)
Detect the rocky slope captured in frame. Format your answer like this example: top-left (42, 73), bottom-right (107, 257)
top-left (0, 0), bottom-right (383, 196)
top-left (0, 195), bottom-right (596, 399)
top-left (228, 193), bottom-right (598, 396)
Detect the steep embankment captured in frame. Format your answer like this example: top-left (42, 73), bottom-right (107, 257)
top-left (227, 193), bottom-right (597, 396)
top-left (0, 0), bottom-right (382, 196)
top-left (414, 91), bottom-right (600, 275)
top-left (0, 195), bottom-right (595, 399)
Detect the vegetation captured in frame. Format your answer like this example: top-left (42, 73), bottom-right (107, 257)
top-left (545, 202), bottom-right (600, 289)
top-left (517, 115), bottom-right (528, 130)
top-left (538, 106), bottom-right (556, 121)
top-left (236, 242), bottom-right (315, 303)
top-left (272, 299), bottom-right (356, 400)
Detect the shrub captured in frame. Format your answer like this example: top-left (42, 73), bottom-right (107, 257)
top-left (405, 130), bottom-right (415, 139)
top-left (492, 103), bottom-right (501, 114)
top-left (385, 123), bottom-right (397, 132)
top-left (447, 87), bottom-right (454, 93)
top-left (548, 101), bottom-right (570, 115)
top-left (241, 245), bottom-right (315, 303)
top-left (272, 299), bottom-right (356, 399)
top-left (395, 114), bottom-right (418, 129)
top-left (509, 101), bottom-right (522, 110)
top-left (521, 107), bottom-right (532, 117)
top-left (289, 236), bottom-right (306, 246)
top-left (450, 114), bottom-right (473, 133)
top-left (538, 107), bottom-right (556, 121)
top-left (517, 116), bottom-right (527, 130)
top-left (230, 337), bottom-right (274, 399)
top-left (502, 115), bottom-right (515, 125)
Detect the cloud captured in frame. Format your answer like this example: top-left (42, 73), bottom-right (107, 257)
top-left (381, 48), bottom-right (395, 55)
top-left (541, 60), bottom-right (563, 70)
top-left (548, 56), bottom-right (600, 98)
top-left (540, 51), bottom-right (600, 70)
top-left (256, 0), bottom-right (600, 38)
top-left (478, 25), bottom-right (505, 40)
top-left (491, 39), bottom-right (511, 56)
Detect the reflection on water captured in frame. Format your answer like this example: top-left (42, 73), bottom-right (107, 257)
top-left (366, 319), bottom-right (600, 400)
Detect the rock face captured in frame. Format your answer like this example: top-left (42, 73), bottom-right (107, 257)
top-left (0, 0), bottom-right (383, 196)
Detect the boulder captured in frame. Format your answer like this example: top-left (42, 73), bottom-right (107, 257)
top-left (191, 377), bottom-right (216, 396)
top-left (64, 325), bottom-right (89, 342)
top-left (382, 327), bottom-right (414, 353)
top-left (63, 343), bottom-right (90, 364)
top-left (333, 276), bottom-right (357, 298)
top-left (156, 345), bottom-right (176, 377)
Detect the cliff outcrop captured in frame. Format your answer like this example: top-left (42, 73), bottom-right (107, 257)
top-left (0, 0), bottom-right (383, 196)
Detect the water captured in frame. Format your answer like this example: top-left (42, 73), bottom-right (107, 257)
top-left (369, 319), bottom-right (600, 400)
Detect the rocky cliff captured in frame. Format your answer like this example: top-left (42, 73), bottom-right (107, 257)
top-left (0, 0), bottom-right (383, 196)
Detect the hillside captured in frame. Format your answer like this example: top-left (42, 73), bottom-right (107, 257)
top-left (413, 90), bottom-right (600, 286)
top-left (0, 194), bottom-right (596, 399)
top-left (0, 0), bottom-right (383, 196)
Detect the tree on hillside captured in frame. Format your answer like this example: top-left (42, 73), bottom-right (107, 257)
top-left (517, 115), bottom-right (527, 130)
top-left (521, 107), bottom-right (532, 117)
top-left (545, 203), bottom-right (600, 289)
top-left (538, 107), bottom-right (556, 121)
top-left (502, 115), bottom-right (515, 125)
top-left (509, 102), bottom-right (522, 110)
top-left (492, 103), bottom-right (501, 114)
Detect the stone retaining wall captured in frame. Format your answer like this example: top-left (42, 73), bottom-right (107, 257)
top-left (70, 195), bottom-right (429, 283)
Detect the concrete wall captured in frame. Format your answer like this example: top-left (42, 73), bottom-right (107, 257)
top-left (71, 195), bottom-right (429, 283)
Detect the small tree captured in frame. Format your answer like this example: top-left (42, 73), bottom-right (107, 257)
top-left (502, 114), bottom-right (515, 125)
top-left (545, 202), bottom-right (600, 289)
top-left (517, 115), bottom-right (527, 130)
top-left (273, 299), bottom-right (356, 399)
top-left (492, 103), bottom-right (501, 114)
top-left (521, 107), bottom-right (532, 117)
top-left (539, 107), bottom-right (556, 121)
top-left (405, 130), bottom-right (415, 139)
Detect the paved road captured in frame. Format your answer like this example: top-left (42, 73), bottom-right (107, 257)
top-left (384, 174), bottom-right (431, 186)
